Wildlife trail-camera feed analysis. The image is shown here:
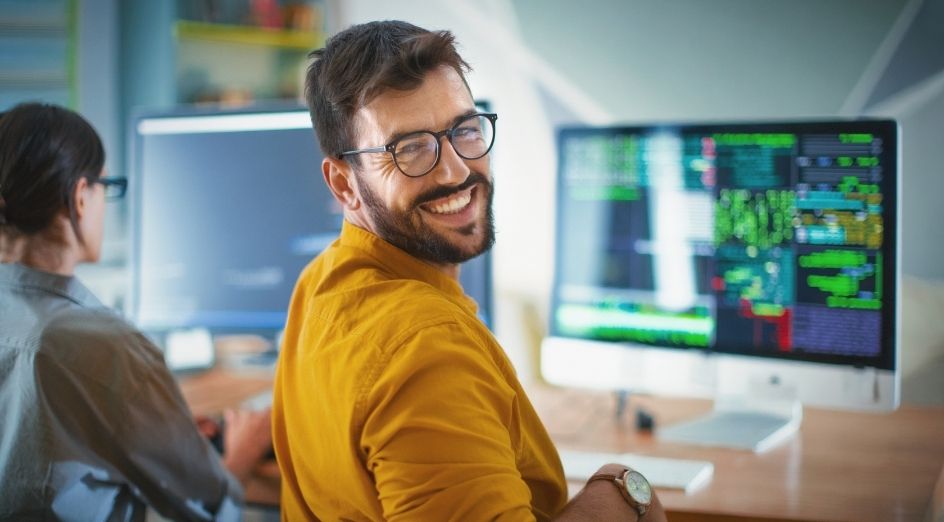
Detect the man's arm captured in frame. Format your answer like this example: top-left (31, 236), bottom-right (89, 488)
top-left (363, 322), bottom-right (552, 520)
top-left (361, 321), bottom-right (668, 521)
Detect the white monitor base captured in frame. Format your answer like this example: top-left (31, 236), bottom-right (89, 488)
top-left (657, 397), bottom-right (802, 453)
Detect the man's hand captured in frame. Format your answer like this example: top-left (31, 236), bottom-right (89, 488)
top-left (221, 407), bottom-right (273, 485)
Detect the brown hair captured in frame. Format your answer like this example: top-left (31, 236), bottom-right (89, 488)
top-left (0, 102), bottom-right (105, 238)
top-left (305, 20), bottom-right (471, 163)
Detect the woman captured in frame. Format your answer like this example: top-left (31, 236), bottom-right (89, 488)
top-left (0, 102), bottom-right (272, 520)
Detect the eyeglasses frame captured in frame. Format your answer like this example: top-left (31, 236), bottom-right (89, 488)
top-left (93, 176), bottom-right (128, 200)
top-left (337, 112), bottom-right (498, 178)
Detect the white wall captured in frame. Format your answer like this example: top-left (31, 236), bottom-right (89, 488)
top-left (510, 0), bottom-right (905, 121)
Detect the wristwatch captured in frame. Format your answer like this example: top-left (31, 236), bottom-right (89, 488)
top-left (588, 467), bottom-right (653, 517)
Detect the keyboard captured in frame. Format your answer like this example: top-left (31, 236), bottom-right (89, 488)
top-left (557, 449), bottom-right (713, 494)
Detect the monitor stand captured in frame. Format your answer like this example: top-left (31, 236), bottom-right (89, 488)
top-left (657, 396), bottom-right (802, 453)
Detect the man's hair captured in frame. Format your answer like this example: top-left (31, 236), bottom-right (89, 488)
top-left (305, 20), bottom-right (471, 161)
top-left (0, 102), bottom-right (104, 238)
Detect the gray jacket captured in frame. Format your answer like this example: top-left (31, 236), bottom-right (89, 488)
top-left (0, 263), bottom-right (242, 521)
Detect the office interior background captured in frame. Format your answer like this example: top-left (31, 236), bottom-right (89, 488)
top-left (1, 0), bottom-right (942, 405)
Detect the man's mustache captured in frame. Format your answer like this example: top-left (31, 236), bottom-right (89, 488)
top-left (413, 172), bottom-right (491, 208)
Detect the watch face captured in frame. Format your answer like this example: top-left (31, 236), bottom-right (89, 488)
top-left (624, 470), bottom-right (652, 505)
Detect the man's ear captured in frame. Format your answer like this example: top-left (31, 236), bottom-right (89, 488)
top-left (323, 157), bottom-right (361, 211)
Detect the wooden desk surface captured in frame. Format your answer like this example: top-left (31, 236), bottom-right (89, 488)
top-left (178, 367), bottom-right (273, 418)
top-left (528, 383), bottom-right (944, 522)
top-left (180, 370), bottom-right (944, 521)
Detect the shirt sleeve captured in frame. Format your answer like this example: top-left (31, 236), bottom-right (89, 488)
top-left (36, 309), bottom-right (243, 521)
top-left (360, 317), bottom-right (537, 522)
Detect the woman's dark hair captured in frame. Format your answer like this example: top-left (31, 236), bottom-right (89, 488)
top-left (305, 20), bottom-right (471, 163)
top-left (0, 102), bottom-right (105, 237)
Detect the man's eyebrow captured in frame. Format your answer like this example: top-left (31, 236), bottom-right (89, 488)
top-left (384, 109), bottom-right (479, 143)
top-left (449, 109), bottom-right (479, 128)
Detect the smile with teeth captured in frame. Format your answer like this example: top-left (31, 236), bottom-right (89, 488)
top-left (424, 188), bottom-right (473, 215)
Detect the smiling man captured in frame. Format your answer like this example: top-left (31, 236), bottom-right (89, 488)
top-left (272, 20), bottom-right (665, 521)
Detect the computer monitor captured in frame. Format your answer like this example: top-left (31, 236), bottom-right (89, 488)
top-left (541, 120), bottom-right (899, 451)
top-left (130, 106), bottom-right (494, 347)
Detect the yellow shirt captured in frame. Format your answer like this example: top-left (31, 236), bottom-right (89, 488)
top-left (273, 221), bottom-right (567, 521)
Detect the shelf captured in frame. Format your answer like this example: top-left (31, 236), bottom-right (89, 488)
top-left (0, 0), bottom-right (76, 108)
top-left (175, 20), bottom-right (324, 51)
top-left (0, 71), bottom-right (69, 87)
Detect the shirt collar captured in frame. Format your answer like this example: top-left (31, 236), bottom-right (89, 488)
top-left (338, 220), bottom-right (479, 317)
top-left (0, 262), bottom-right (104, 309)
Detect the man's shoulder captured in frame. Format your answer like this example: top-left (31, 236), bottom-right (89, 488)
top-left (369, 282), bottom-right (498, 365)
top-left (296, 246), bottom-right (494, 358)
top-left (362, 278), bottom-right (471, 326)
top-left (303, 247), bottom-right (467, 321)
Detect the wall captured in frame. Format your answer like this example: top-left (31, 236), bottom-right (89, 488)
top-left (76, 0), bottom-right (118, 173)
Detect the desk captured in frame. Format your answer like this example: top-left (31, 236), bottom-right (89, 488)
top-left (180, 370), bottom-right (944, 521)
top-left (528, 384), bottom-right (944, 522)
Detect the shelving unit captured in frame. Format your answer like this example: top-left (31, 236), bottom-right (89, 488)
top-left (0, 0), bottom-right (77, 109)
top-left (175, 20), bottom-right (324, 50)
top-left (172, 1), bottom-right (327, 105)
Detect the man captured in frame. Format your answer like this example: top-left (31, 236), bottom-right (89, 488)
top-left (272, 20), bottom-right (666, 521)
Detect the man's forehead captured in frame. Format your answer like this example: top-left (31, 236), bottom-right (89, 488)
top-left (352, 66), bottom-right (475, 143)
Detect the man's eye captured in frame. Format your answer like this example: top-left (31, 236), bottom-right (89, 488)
top-left (454, 126), bottom-right (482, 140)
top-left (396, 137), bottom-right (434, 156)
top-left (397, 143), bottom-right (424, 156)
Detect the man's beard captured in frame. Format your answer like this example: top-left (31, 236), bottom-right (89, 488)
top-left (356, 171), bottom-right (495, 264)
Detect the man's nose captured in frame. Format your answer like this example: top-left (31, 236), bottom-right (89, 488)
top-left (430, 135), bottom-right (471, 184)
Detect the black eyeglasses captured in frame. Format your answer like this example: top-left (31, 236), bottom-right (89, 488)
top-left (93, 177), bottom-right (128, 200)
top-left (338, 112), bottom-right (497, 178)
